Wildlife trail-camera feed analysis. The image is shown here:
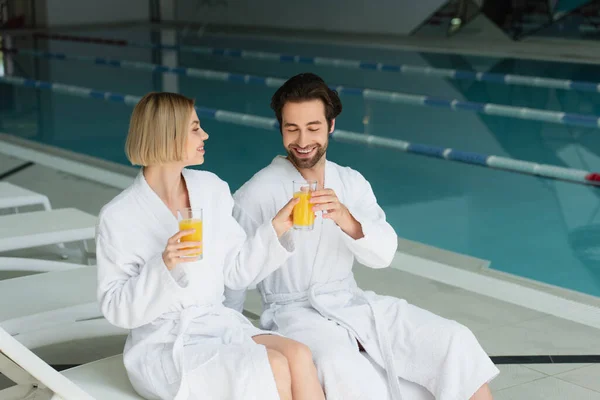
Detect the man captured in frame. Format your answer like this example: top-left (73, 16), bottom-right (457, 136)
top-left (225, 73), bottom-right (498, 400)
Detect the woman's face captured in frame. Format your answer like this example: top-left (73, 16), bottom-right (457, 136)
top-left (184, 109), bottom-right (209, 166)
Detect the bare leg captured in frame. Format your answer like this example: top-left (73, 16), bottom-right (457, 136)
top-left (254, 335), bottom-right (325, 400)
top-left (471, 383), bottom-right (493, 400)
top-left (265, 348), bottom-right (292, 400)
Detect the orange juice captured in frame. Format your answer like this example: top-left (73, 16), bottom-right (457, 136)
top-left (293, 191), bottom-right (315, 229)
top-left (178, 219), bottom-right (203, 257)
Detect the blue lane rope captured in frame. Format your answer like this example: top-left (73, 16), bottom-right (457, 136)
top-left (1, 75), bottom-right (599, 186)
top-left (2, 46), bottom-right (600, 130)
top-left (27, 32), bottom-right (600, 94)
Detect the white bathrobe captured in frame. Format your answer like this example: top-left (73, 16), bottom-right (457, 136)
top-left (226, 156), bottom-right (499, 400)
top-left (96, 168), bottom-right (294, 400)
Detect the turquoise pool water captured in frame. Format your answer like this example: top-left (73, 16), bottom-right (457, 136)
top-left (2, 27), bottom-right (600, 296)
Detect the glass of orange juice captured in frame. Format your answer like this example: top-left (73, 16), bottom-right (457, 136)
top-left (177, 207), bottom-right (203, 259)
top-left (293, 180), bottom-right (317, 230)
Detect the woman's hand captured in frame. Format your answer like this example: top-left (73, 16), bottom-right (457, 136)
top-left (162, 229), bottom-right (202, 270)
top-left (271, 197), bottom-right (300, 238)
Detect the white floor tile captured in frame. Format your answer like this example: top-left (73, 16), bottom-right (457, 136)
top-left (556, 364), bottom-right (600, 393)
top-left (0, 153), bottom-right (26, 172)
top-left (353, 263), bottom-right (450, 302)
top-left (490, 365), bottom-right (546, 391)
top-left (494, 376), bottom-right (600, 400)
top-left (525, 363), bottom-right (592, 376)
top-left (244, 288), bottom-right (263, 316)
top-left (409, 285), bottom-right (545, 333)
top-left (476, 315), bottom-right (600, 356)
top-left (0, 374), bottom-right (14, 391)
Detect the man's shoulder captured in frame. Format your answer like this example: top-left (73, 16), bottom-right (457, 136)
top-left (234, 162), bottom-right (282, 199)
top-left (330, 161), bottom-right (368, 184)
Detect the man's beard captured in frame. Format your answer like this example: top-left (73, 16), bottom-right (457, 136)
top-left (286, 142), bottom-right (328, 169)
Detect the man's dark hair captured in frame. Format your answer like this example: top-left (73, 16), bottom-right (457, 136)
top-left (270, 73), bottom-right (342, 132)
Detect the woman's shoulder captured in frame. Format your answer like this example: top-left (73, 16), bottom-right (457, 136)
top-left (98, 184), bottom-right (138, 223)
top-left (183, 168), bottom-right (230, 193)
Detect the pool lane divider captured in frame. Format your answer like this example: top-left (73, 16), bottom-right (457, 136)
top-left (18, 31), bottom-right (600, 94)
top-left (2, 46), bottom-right (600, 130)
top-left (1, 74), bottom-right (599, 186)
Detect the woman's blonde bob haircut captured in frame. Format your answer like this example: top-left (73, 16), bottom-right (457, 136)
top-left (125, 92), bottom-right (195, 166)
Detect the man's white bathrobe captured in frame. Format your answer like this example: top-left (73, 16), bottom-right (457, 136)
top-left (96, 169), bottom-right (294, 400)
top-left (226, 156), bottom-right (499, 400)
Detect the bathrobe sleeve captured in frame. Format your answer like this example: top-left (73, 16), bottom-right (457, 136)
top-left (222, 199), bottom-right (257, 313)
top-left (96, 230), bottom-right (186, 330)
top-left (219, 181), bottom-right (295, 291)
top-left (341, 170), bottom-right (398, 269)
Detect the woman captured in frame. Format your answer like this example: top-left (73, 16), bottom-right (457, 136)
top-left (96, 92), bottom-right (325, 400)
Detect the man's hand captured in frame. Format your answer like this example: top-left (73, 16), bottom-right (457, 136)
top-left (310, 189), bottom-right (364, 239)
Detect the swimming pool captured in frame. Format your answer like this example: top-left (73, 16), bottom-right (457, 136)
top-left (2, 26), bottom-right (600, 297)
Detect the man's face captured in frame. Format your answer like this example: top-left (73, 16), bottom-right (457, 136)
top-left (281, 99), bottom-right (334, 170)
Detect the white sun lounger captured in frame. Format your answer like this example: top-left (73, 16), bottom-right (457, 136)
top-left (0, 266), bottom-right (264, 399)
top-left (0, 257), bottom-right (85, 273)
top-left (0, 182), bottom-right (51, 213)
top-left (0, 262), bottom-right (135, 399)
top-left (0, 265), bottom-right (125, 344)
top-left (0, 208), bottom-right (97, 255)
top-left (0, 326), bottom-right (141, 400)
top-left (60, 355), bottom-right (142, 399)
top-left (0, 181), bottom-right (69, 255)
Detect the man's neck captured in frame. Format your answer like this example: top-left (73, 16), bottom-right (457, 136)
top-left (296, 157), bottom-right (326, 189)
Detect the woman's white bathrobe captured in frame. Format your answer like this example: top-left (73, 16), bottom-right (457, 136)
top-left (226, 156), bottom-right (500, 400)
top-left (96, 169), bottom-right (294, 400)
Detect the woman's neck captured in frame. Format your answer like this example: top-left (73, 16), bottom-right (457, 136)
top-left (143, 164), bottom-right (189, 214)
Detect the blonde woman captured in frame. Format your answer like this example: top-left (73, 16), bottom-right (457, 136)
top-left (96, 92), bottom-right (325, 400)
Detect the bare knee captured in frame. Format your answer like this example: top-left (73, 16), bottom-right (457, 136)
top-left (267, 349), bottom-right (291, 380)
top-left (267, 349), bottom-right (292, 397)
top-left (285, 341), bottom-right (314, 366)
top-left (470, 383), bottom-right (493, 400)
